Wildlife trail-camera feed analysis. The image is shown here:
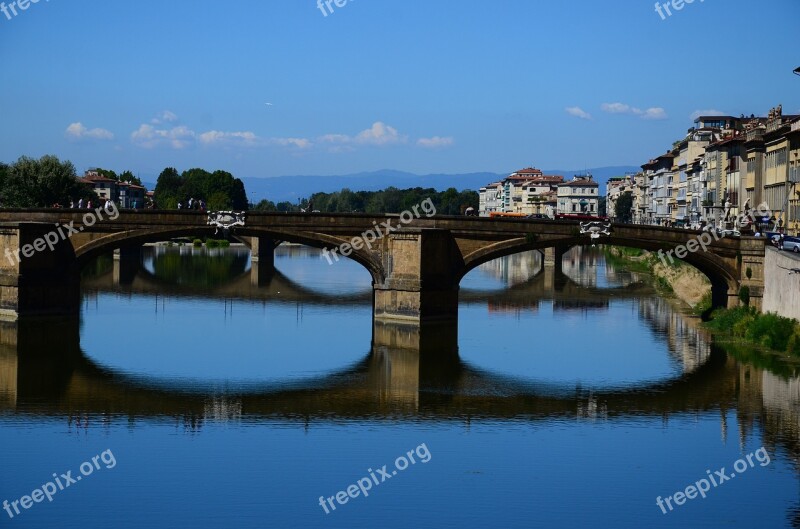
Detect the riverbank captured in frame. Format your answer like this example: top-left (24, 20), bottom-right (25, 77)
top-left (603, 247), bottom-right (712, 311)
top-left (705, 306), bottom-right (800, 358)
top-left (604, 246), bottom-right (800, 360)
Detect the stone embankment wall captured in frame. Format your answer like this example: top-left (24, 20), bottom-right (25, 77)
top-left (763, 247), bottom-right (800, 320)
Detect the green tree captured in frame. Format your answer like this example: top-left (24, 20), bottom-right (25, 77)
top-left (119, 170), bottom-right (142, 186)
top-left (154, 167), bottom-right (182, 209)
top-left (0, 162), bottom-right (8, 206)
top-left (2, 155), bottom-right (92, 207)
top-left (253, 199), bottom-right (277, 212)
top-left (92, 168), bottom-right (118, 181)
top-left (614, 192), bottom-right (634, 222)
top-left (598, 196), bottom-right (607, 217)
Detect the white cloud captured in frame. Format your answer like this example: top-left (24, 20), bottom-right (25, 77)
top-left (318, 122), bottom-right (408, 149)
top-left (601, 102), bottom-right (668, 120)
top-left (319, 133), bottom-right (351, 144)
top-left (131, 124), bottom-right (195, 149)
top-left (354, 122), bottom-right (407, 145)
top-left (565, 107), bottom-right (592, 120)
top-left (417, 136), bottom-right (455, 149)
top-left (151, 110), bottom-right (179, 125)
top-left (640, 107), bottom-right (668, 120)
top-left (269, 137), bottom-right (312, 149)
top-left (690, 109), bottom-right (726, 121)
top-left (199, 130), bottom-right (261, 147)
top-left (65, 122), bottom-right (114, 141)
top-left (198, 130), bottom-right (312, 150)
top-left (601, 103), bottom-right (633, 114)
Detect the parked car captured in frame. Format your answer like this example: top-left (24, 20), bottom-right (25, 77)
top-left (718, 229), bottom-right (741, 238)
top-left (782, 237), bottom-right (800, 253)
top-left (783, 240), bottom-right (800, 252)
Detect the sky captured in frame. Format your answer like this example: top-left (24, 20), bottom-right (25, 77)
top-left (1, 0), bottom-right (798, 181)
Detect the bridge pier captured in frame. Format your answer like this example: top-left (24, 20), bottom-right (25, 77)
top-left (113, 247), bottom-right (141, 286)
top-left (542, 246), bottom-right (565, 271)
top-left (249, 237), bottom-right (276, 286)
top-left (373, 229), bottom-right (463, 324)
top-left (0, 223), bottom-right (80, 319)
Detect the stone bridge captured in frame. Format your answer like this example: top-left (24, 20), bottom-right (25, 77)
top-left (0, 209), bottom-right (766, 322)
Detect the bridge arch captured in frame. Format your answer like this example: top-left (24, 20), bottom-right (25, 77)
top-left (69, 226), bottom-right (387, 286)
top-left (456, 234), bottom-right (740, 308)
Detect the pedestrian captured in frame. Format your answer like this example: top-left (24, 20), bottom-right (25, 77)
top-left (178, 202), bottom-right (183, 210)
top-left (87, 200), bottom-right (92, 209)
top-left (78, 198), bottom-right (84, 209)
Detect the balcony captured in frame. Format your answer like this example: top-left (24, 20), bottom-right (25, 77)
top-left (746, 128), bottom-right (764, 142)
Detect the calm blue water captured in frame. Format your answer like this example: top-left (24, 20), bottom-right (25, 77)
top-left (1, 245), bottom-right (798, 528)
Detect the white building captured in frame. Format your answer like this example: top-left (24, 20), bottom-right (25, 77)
top-left (557, 175), bottom-right (599, 215)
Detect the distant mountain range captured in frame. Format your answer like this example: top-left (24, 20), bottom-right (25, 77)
top-left (144, 166), bottom-right (639, 204)
top-left (240, 167), bottom-right (639, 203)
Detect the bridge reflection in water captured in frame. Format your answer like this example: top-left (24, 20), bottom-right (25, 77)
top-left (2, 311), bottom-right (800, 465)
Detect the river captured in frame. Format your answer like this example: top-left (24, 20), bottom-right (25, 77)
top-left (0, 245), bottom-right (798, 528)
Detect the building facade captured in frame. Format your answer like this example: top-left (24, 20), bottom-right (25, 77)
top-left (557, 175), bottom-right (599, 215)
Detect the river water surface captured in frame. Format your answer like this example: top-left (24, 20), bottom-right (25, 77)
top-left (1, 245), bottom-right (799, 528)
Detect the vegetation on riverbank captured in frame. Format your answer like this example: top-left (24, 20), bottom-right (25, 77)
top-left (603, 246), bottom-right (714, 306)
top-left (705, 307), bottom-right (800, 357)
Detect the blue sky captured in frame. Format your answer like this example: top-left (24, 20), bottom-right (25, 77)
top-left (1, 0), bottom-right (798, 180)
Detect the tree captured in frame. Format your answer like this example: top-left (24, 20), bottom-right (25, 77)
top-left (2, 155), bottom-right (92, 207)
top-left (119, 170), bottom-right (142, 186)
top-left (153, 166), bottom-right (249, 210)
top-left (615, 192), bottom-right (634, 223)
top-left (154, 167), bottom-right (182, 209)
top-left (253, 199), bottom-right (277, 212)
top-left (92, 168), bottom-right (118, 181)
top-left (0, 162), bottom-right (7, 205)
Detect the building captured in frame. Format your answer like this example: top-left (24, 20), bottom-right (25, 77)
top-left (79, 170), bottom-right (147, 209)
top-left (478, 182), bottom-right (504, 216)
top-left (557, 175), bottom-right (599, 215)
top-left (606, 175), bottom-right (636, 220)
top-left (479, 168), bottom-right (563, 216)
top-left (641, 152), bottom-right (675, 224)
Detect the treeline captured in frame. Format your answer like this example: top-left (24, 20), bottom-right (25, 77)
top-left (0, 155), bottom-right (95, 207)
top-left (154, 167), bottom-right (248, 210)
top-left (252, 187), bottom-right (478, 215)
